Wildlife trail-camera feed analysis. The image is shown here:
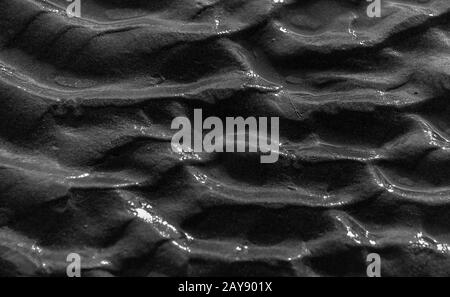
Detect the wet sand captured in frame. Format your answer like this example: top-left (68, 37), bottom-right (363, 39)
top-left (0, 0), bottom-right (449, 276)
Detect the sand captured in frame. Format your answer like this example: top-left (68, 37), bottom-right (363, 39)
top-left (0, 0), bottom-right (449, 276)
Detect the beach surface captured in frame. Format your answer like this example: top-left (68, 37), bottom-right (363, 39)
top-left (0, 0), bottom-right (449, 276)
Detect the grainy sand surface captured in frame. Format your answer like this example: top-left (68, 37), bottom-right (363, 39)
top-left (0, 0), bottom-right (449, 276)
